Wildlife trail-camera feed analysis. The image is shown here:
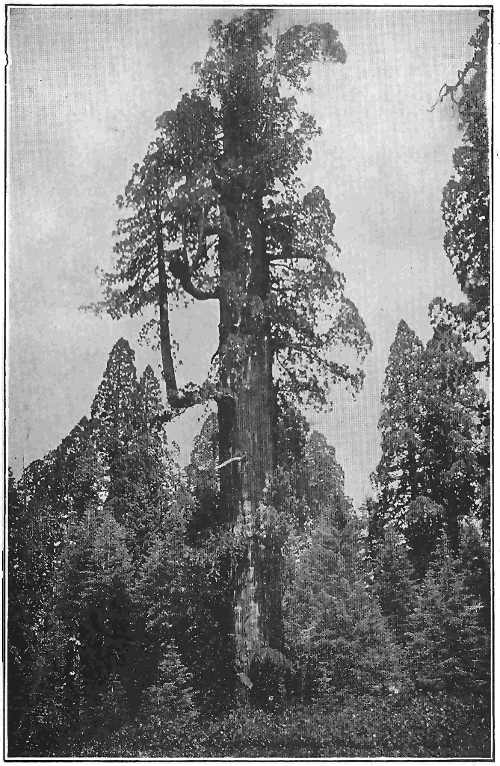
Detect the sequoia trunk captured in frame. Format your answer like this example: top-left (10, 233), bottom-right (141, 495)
top-left (217, 189), bottom-right (281, 676)
top-left (233, 333), bottom-right (281, 667)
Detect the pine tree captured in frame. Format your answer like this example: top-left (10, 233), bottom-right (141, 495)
top-left (90, 338), bottom-right (140, 513)
top-left (371, 524), bottom-right (416, 641)
top-left (373, 320), bottom-right (424, 531)
top-left (301, 431), bottom-right (350, 527)
top-left (92, 344), bottom-right (181, 563)
top-left (54, 512), bottom-right (134, 734)
top-left (108, 423), bottom-right (183, 565)
top-left (137, 364), bottom-right (164, 429)
top-left (17, 433), bottom-right (93, 599)
top-left (139, 641), bottom-right (195, 720)
top-left (284, 504), bottom-right (397, 697)
top-left (91, 338), bottom-right (140, 440)
top-left (8, 455), bottom-right (79, 754)
top-left (137, 528), bottom-right (237, 705)
top-left (22, 614), bottom-right (81, 756)
top-left (275, 425), bottom-right (350, 537)
top-left (373, 322), bottom-right (488, 558)
top-left (130, 535), bottom-right (182, 702)
top-left (9, 341), bottom-right (200, 751)
top-left (86, 512), bottom-right (134, 695)
top-left (404, 535), bottom-right (489, 691)
top-left (98, 674), bottom-right (130, 736)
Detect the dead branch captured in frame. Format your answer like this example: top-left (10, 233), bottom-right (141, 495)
top-left (429, 60), bottom-right (476, 112)
top-left (215, 455), bottom-right (246, 471)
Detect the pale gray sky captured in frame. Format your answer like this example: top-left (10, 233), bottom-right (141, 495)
top-left (7, 6), bottom-right (480, 504)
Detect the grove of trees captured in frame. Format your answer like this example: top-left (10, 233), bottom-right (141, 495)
top-left (8, 8), bottom-right (491, 759)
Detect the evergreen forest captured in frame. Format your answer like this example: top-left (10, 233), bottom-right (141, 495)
top-left (7, 9), bottom-right (491, 758)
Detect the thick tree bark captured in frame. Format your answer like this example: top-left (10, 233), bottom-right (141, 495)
top-left (217, 185), bottom-right (244, 532)
top-left (234, 334), bottom-right (281, 662)
top-left (217, 186), bottom-right (281, 675)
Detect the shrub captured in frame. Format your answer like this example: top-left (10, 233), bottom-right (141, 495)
top-left (138, 640), bottom-right (196, 720)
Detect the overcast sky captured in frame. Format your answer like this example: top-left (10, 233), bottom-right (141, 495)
top-left (7, 6), bottom-right (481, 505)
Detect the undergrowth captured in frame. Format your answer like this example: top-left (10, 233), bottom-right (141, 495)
top-left (77, 690), bottom-right (490, 759)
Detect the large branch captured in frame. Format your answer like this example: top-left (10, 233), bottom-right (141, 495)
top-left (169, 251), bottom-right (219, 300)
top-left (155, 212), bottom-right (179, 404)
top-left (154, 202), bottom-right (220, 416)
top-left (165, 209), bottom-right (220, 300)
top-left (152, 382), bottom-right (234, 427)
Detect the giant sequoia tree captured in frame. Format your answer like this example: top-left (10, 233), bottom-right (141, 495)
top-left (88, 10), bottom-right (370, 672)
top-left (372, 321), bottom-right (488, 565)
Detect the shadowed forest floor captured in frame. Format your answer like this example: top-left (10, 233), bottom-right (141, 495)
top-left (73, 691), bottom-right (491, 759)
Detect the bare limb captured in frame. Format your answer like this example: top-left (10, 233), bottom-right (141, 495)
top-left (429, 60), bottom-right (476, 112)
top-left (269, 250), bottom-right (315, 262)
top-left (215, 455), bottom-right (246, 471)
top-left (210, 341), bottom-right (222, 364)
